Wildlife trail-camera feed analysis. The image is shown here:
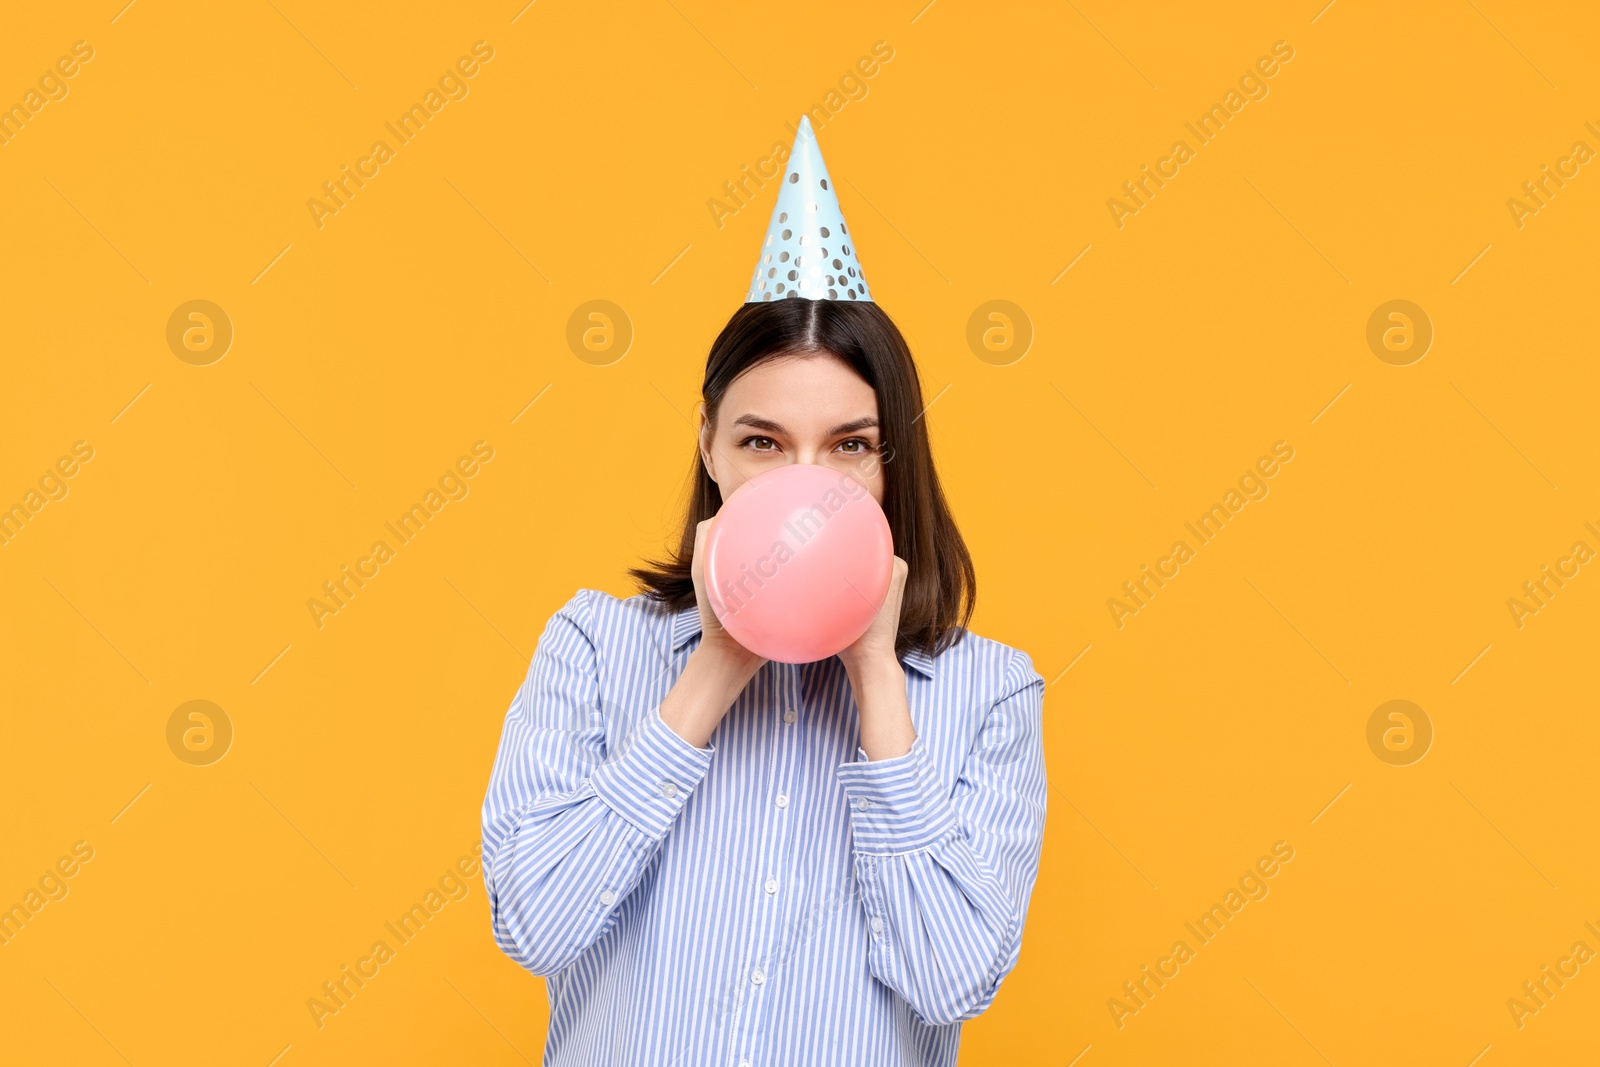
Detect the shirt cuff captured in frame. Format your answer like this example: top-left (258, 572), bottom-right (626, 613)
top-left (588, 703), bottom-right (715, 840)
top-left (835, 734), bottom-right (959, 853)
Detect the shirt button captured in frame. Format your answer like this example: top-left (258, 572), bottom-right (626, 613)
top-left (764, 877), bottom-right (778, 894)
top-left (775, 793), bottom-right (789, 809)
top-left (750, 968), bottom-right (766, 985)
top-left (660, 781), bottom-right (678, 798)
top-left (870, 916), bottom-right (884, 934)
top-left (599, 889), bottom-right (615, 906)
top-left (782, 707), bottom-right (797, 724)
top-left (856, 797), bottom-right (871, 811)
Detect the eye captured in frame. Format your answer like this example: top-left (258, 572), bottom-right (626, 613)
top-left (740, 435), bottom-right (778, 452)
top-left (836, 437), bottom-right (874, 454)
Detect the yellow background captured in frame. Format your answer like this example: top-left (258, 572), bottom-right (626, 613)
top-left (2, 0), bottom-right (1597, 1063)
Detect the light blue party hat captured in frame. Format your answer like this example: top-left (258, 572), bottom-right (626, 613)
top-left (745, 116), bottom-right (873, 302)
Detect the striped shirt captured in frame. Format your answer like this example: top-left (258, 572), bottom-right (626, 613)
top-left (480, 588), bottom-right (1047, 1066)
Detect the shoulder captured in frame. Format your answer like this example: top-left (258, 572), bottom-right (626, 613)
top-left (911, 629), bottom-right (1045, 776)
top-left (541, 587), bottom-right (680, 645)
top-left (924, 627), bottom-right (1045, 700)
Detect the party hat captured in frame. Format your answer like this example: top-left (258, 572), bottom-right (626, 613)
top-left (745, 116), bottom-right (873, 303)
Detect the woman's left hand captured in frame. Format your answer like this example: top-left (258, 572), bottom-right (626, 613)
top-left (837, 554), bottom-right (909, 678)
top-left (839, 554), bottom-right (915, 761)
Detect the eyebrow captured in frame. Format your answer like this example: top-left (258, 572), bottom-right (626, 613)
top-left (730, 414), bottom-right (880, 436)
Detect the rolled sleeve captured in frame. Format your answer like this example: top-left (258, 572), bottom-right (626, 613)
top-left (589, 702), bottom-right (716, 840)
top-left (835, 734), bottom-right (959, 854)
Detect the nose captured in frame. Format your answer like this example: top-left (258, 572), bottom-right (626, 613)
top-left (790, 447), bottom-right (826, 466)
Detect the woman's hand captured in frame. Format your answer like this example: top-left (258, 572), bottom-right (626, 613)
top-left (689, 517), bottom-right (766, 673)
top-left (659, 518), bottom-right (767, 750)
top-left (838, 554), bottom-right (915, 761)
top-left (836, 554), bottom-right (909, 678)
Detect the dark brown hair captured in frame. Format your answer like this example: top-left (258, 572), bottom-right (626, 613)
top-left (629, 299), bottom-right (975, 659)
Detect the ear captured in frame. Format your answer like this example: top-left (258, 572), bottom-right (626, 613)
top-left (697, 402), bottom-right (719, 485)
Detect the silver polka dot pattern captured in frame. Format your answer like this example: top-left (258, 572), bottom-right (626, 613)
top-left (745, 115), bottom-right (872, 303)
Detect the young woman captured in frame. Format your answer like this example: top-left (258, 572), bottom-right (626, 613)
top-left (480, 118), bottom-right (1047, 1067)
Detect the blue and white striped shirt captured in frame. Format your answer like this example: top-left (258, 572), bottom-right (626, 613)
top-left (480, 588), bottom-right (1047, 1066)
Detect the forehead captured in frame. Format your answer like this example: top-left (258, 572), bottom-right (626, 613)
top-left (723, 351), bottom-right (877, 414)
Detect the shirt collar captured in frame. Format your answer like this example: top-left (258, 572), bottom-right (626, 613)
top-left (668, 601), bottom-right (936, 678)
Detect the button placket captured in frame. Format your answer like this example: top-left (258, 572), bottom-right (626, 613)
top-left (767, 672), bottom-right (797, 903)
top-left (730, 665), bottom-right (802, 1067)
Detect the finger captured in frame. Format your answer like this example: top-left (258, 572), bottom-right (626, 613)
top-left (691, 518), bottom-right (712, 579)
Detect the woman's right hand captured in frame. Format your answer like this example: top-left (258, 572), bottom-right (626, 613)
top-left (659, 518), bottom-right (767, 749)
top-left (689, 517), bottom-right (765, 671)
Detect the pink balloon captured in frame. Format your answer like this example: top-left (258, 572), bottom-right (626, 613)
top-left (705, 464), bottom-right (893, 664)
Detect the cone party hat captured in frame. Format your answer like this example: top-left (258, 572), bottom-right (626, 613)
top-left (745, 116), bottom-right (873, 303)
